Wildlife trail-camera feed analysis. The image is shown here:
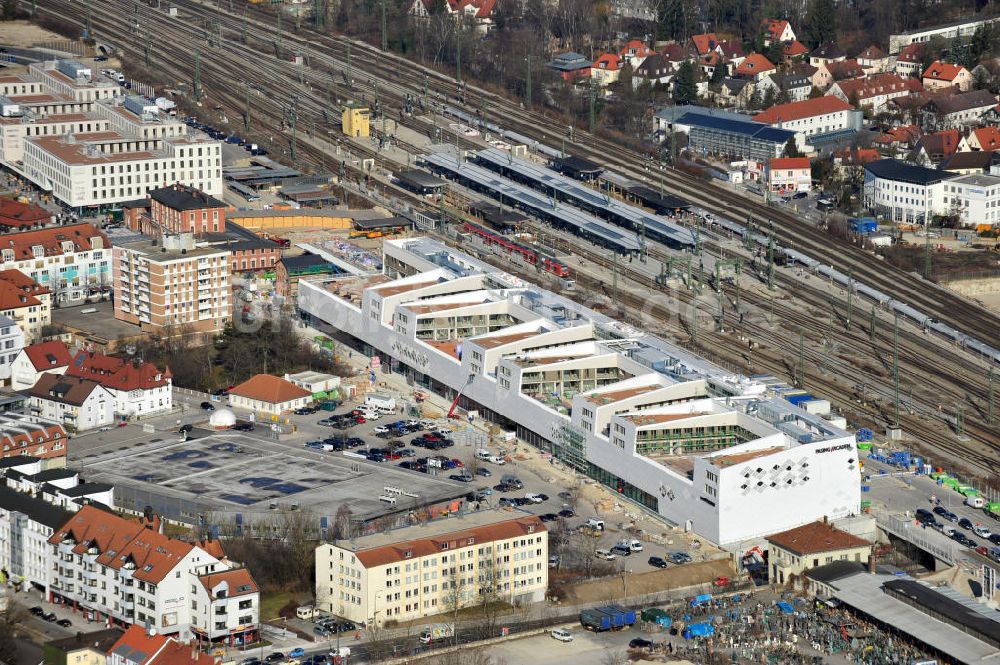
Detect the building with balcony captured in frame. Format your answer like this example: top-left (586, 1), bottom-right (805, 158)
top-left (64, 350), bottom-right (172, 418)
top-left (112, 232), bottom-right (230, 334)
top-left (28, 373), bottom-right (115, 431)
top-left (0, 413), bottom-right (67, 466)
top-left (0, 269), bottom-right (51, 343)
top-left (298, 238), bottom-right (860, 547)
top-left (0, 314), bottom-right (24, 383)
top-left (48, 504), bottom-right (259, 644)
top-left (11, 339), bottom-right (72, 390)
top-left (0, 223), bottom-right (110, 306)
top-left (315, 512), bottom-right (546, 626)
top-left (0, 483), bottom-right (71, 593)
top-left (191, 566), bottom-right (260, 647)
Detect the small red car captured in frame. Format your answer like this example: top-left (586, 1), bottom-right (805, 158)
top-left (451, 459), bottom-right (464, 467)
top-left (713, 576), bottom-right (730, 587)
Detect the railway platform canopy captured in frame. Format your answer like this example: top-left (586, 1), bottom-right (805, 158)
top-left (552, 154), bottom-right (604, 180)
top-left (422, 150), bottom-right (643, 253)
top-left (393, 169), bottom-right (447, 195)
top-left (471, 148), bottom-right (696, 249)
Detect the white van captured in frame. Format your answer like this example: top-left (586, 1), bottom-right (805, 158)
top-left (475, 449), bottom-right (493, 461)
top-left (296, 605), bottom-right (317, 620)
top-left (378, 495), bottom-right (397, 504)
top-left (584, 518), bottom-right (605, 531)
top-left (489, 455), bottom-right (506, 465)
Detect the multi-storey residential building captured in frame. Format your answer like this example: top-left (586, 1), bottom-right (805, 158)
top-left (752, 97), bottom-right (862, 140)
top-left (0, 223), bottom-right (111, 305)
top-left (112, 233), bottom-right (230, 334)
top-left (864, 159), bottom-right (951, 225)
top-left (48, 504), bottom-right (259, 644)
top-left (107, 625), bottom-right (215, 665)
top-left (64, 350), bottom-right (172, 417)
top-left (10, 339), bottom-right (72, 390)
top-left (28, 374), bottom-right (115, 431)
top-left (827, 73), bottom-right (923, 114)
top-left (299, 238), bottom-right (860, 546)
top-left (315, 513), bottom-right (547, 625)
top-left (190, 566), bottom-right (260, 646)
top-left (0, 269), bottom-right (51, 343)
top-left (0, 413), bottom-right (67, 466)
top-left (0, 484), bottom-right (70, 593)
top-left (766, 157), bottom-right (812, 194)
top-left (888, 16), bottom-right (1000, 54)
top-left (1, 458), bottom-right (115, 512)
top-left (0, 314), bottom-right (24, 383)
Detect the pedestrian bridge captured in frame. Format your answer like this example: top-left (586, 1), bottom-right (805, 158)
top-left (875, 513), bottom-right (958, 567)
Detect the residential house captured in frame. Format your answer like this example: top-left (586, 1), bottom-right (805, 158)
top-left (0, 414), bottom-right (68, 466)
top-left (790, 62), bottom-right (832, 90)
top-left (983, 105), bottom-right (1000, 124)
top-left (660, 43), bottom-right (689, 69)
top-left (761, 19), bottom-right (796, 46)
top-left (960, 125), bottom-right (1000, 151)
top-left (406, 0), bottom-right (497, 33)
top-left (922, 61), bottom-right (972, 92)
top-left (547, 52), bottom-right (592, 82)
top-left (766, 519), bottom-right (871, 585)
top-left (0, 315), bottom-right (24, 384)
top-left (921, 89), bottom-right (997, 130)
top-left (190, 567), bottom-right (261, 646)
top-left (11, 340), bottom-right (72, 391)
top-left (689, 33), bottom-right (720, 57)
top-left (894, 42), bottom-right (926, 77)
top-left (106, 626), bottom-right (215, 665)
top-left (856, 45), bottom-right (890, 73)
top-left (227, 373), bottom-right (311, 415)
top-left (699, 51), bottom-right (723, 78)
top-left (757, 72), bottom-right (812, 103)
top-left (633, 55), bottom-right (673, 88)
top-left (810, 43), bottom-right (847, 68)
top-left (939, 150), bottom-right (995, 175)
top-left (873, 124), bottom-right (922, 157)
top-left (0, 198), bottom-right (54, 231)
top-left (783, 41), bottom-right (810, 62)
top-left (590, 53), bottom-right (623, 87)
top-left (64, 350), bottom-right (172, 418)
top-left (826, 59), bottom-right (866, 81)
top-left (833, 147), bottom-right (881, 179)
top-left (28, 374), bottom-right (115, 431)
top-left (717, 40), bottom-right (746, 71)
top-left (753, 97), bottom-right (860, 139)
top-left (911, 129), bottom-right (962, 165)
top-left (619, 40), bottom-right (655, 69)
top-left (0, 223), bottom-right (111, 306)
top-left (0, 269), bottom-right (50, 343)
top-left (734, 53), bottom-right (776, 83)
top-left (827, 73), bottom-right (923, 114)
top-left (717, 78), bottom-right (754, 108)
top-left (49, 504), bottom-right (260, 644)
top-left (767, 157), bottom-right (812, 193)
top-left (0, 484), bottom-right (71, 594)
top-left (42, 629), bottom-right (123, 665)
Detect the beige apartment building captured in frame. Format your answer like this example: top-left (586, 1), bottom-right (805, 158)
top-left (112, 233), bottom-right (230, 333)
top-left (315, 513), bottom-right (547, 625)
top-left (766, 519), bottom-right (872, 585)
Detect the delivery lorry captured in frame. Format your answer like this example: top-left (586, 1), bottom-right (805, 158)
top-left (579, 605), bottom-right (636, 632)
top-left (418, 623), bottom-right (454, 644)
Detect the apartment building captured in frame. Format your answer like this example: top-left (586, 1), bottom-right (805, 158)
top-left (752, 97), bottom-right (862, 139)
top-left (28, 373), bottom-right (115, 431)
top-left (0, 223), bottom-right (110, 305)
top-left (766, 157), bottom-right (812, 194)
top-left (190, 566), bottom-right (260, 646)
top-left (827, 73), bottom-right (923, 114)
top-left (0, 484), bottom-right (71, 593)
top-left (0, 413), bottom-right (67, 466)
top-left (0, 314), bottom-right (24, 383)
top-left (112, 233), bottom-right (231, 334)
top-left (0, 268), bottom-right (51, 343)
top-left (65, 350), bottom-right (172, 418)
top-left (315, 513), bottom-right (547, 625)
top-left (863, 159), bottom-right (953, 225)
top-left (0, 198), bottom-right (54, 231)
top-left (1, 458), bottom-right (115, 513)
top-left (48, 504), bottom-right (260, 644)
top-left (10, 339), bottom-right (72, 391)
top-left (300, 238), bottom-right (860, 546)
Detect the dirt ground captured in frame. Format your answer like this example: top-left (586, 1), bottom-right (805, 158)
top-left (555, 559), bottom-right (734, 605)
top-left (0, 20), bottom-right (68, 47)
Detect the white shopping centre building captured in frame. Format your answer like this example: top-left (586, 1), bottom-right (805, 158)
top-left (299, 238), bottom-right (860, 546)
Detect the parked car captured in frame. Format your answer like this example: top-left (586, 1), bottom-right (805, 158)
top-left (42, 612), bottom-right (57, 622)
top-left (539, 513), bottom-right (559, 522)
top-left (29, 606), bottom-right (44, 617)
top-left (550, 628), bottom-right (573, 642)
top-left (669, 552), bottom-right (692, 564)
top-left (56, 618), bottom-right (72, 627)
top-left (233, 422), bottom-right (254, 431)
top-left (448, 473), bottom-right (473, 482)
top-left (476, 467), bottom-right (492, 477)
top-left (648, 556), bottom-right (668, 568)
top-left (975, 526), bottom-right (993, 539)
top-left (713, 576), bottom-right (731, 586)
top-left (288, 649), bottom-right (306, 659)
top-left (959, 517), bottom-right (975, 531)
top-left (558, 508), bottom-right (575, 518)
top-left (525, 493), bottom-right (545, 504)
top-left (265, 653), bottom-right (285, 663)
top-left (628, 638), bottom-right (653, 649)
top-left (200, 401), bottom-right (215, 411)
top-left (610, 545), bottom-right (632, 557)
top-left (595, 549), bottom-right (616, 561)
top-left (178, 424), bottom-right (193, 433)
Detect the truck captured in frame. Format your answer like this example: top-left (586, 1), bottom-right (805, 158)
top-left (579, 605), bottom-right (636, 632)
top-left (365, 393), bottom-right (396, 413)
top-left (418, 623), bottom-right (454, 644)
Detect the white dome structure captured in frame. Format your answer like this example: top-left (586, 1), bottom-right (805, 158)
top-left (209, 407), bottom-right (237, 429)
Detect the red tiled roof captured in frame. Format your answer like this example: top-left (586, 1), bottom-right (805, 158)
top-left (735, 53), bottom-right (775, 77)
top-left (874, 124), bottom-right (921, 145)
top-left (65, 350), bottom-right (170, 391)
top-left (0, 279), bottom-right (39, 310)
top-left (661, 43), bottom-right (688, 62)
top-left (826, 59), bottom-right (865, 80)
top-left (971, 126), bottom-right (1000, 150)
top-left (0, 419), bottom-right (65, 460)
top-left (833, 73), bottom-right (923, 101)
top-left (49, 505), bottom-right (196, 584)
top-left (718, 40), bottom-right (745, 60)
top-left (111, 625), bottom-right (216, 665)
top-left (918, 129), bottom-right (961, 159)
top-left (353, 516), bottom-right (545, 568)
top-left (154, 641), bottom-right (216, 665)
top-left (198, 567), bottom-right (259, 598)
top-left (195, 538), bottom-right (227, 560)
top-left (766, 520), bottom-right (871, 556)
top-left (229, 373), bottom-right (310, 404)
top-left (592, 53), bottom-right (622, 71)
top-left (110, 626), bottom-right (170, 665)
top-left (0, 198), bottom-right (52, 228)
top-left (690, 33), bottom-right (719, 56)
top-left (769, 157), bottom-right (810, 170)
top-left (22, 340), bottom-right (71, 371)
top-left (857, 45), bottom-right (885, 60)
top-left (753, 96), bottom-right (853, 124)
top-left (761, 19), bottom-right (789, 41)
top-left (836, 148), bottom-right (880, 165)
top-left (700, 52), bottom-right (721, 67)
top-left (619, 40), bottom-right (654, 58)
top-left (783, 40), bottom-right (809, 57)
top-left (0, 223), bottom-right (108, 262)
top-left (923, 60), bottom-right (966, 82)
top-left (0, 269), bottom-right (48, 303)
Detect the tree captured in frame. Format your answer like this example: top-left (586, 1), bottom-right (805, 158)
top-left (0, 602), bottom-right (26, 663)
top-left (783, 136), bottom-right (802, 158)
top-left (748, 86), bottom-right (763, 111)
top-left (709, 60), bottom-right (726, 91)
top-left (762, 85), bottom-right (778, 109)
top-left (806, 0), bottom-right (837, 47)
top-left (672, 61), bottom-right (698, 104)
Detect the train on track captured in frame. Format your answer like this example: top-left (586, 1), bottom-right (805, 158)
top-left (461, 221), bottom-right (570, 277)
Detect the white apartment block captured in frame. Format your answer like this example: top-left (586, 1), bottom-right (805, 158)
top-left (300, 238), bottom-right (860, 547)
top-left (0, 315), bottom-right (24, 383)
top-left (190, 565), bottom-right (260, 646)
top-left (888, 17), bottom-right (1000, 54)
top-left (48, 505), bottom-right (259, 644)
top-left (112, 233), bottom-right (231, 333)
top-left (315, 513), bottom-right (547, 625)
top-left (0, 484), bottom-right (69, 593)
top-left (752, 98), bottom-right (862, 139)
top-left (0, 62), bottom-right (221, 208)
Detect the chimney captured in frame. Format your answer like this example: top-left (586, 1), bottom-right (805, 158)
top-left (823, 514), bottom-right (828, 524)
top-left (867, 553), bottom-right (876, 574)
